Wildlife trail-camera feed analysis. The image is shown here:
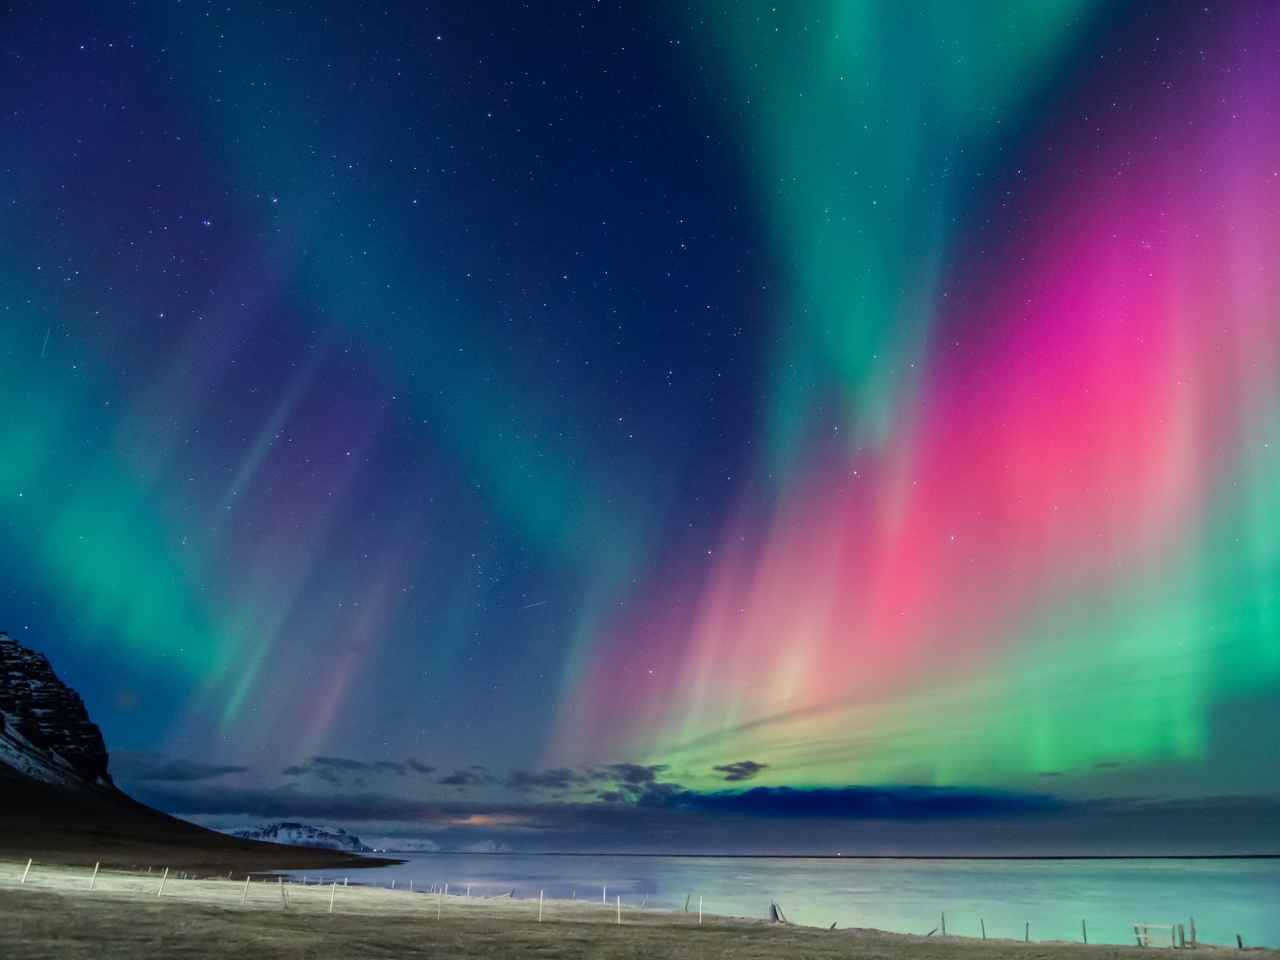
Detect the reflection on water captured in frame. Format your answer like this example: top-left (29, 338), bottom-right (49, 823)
top-left (287, 855), bottom-right (1280, 948)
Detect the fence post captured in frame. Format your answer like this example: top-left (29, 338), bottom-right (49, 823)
top-left (158, 867), bottom-right (168, 897)
top-left (329, 882), bottom-right (337, 914)
top-left (241, 875), bottom-right (251, 906)
top-left (89, 862), bottom-right (99, 890)
top-left (20, 859), bottom-right (31, 884)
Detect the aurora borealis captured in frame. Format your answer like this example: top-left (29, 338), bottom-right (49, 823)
top-left (3, 1), bottom-right (1280, 849)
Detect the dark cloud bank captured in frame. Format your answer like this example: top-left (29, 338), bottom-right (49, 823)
top-left (110, 753), bottom-right (1280, 856)
top-left (121, 781), bottom-right (1280, 857)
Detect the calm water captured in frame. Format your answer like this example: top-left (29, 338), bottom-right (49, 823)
top-left (286, 854), bottom-right (1280, 947)
top-left (282, 855), bottom-right (1280, 947)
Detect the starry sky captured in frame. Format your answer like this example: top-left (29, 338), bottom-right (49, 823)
top-left (3, 1), bottom-right (1280, 852)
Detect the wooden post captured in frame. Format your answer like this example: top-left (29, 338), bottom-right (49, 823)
top-left (1237, 935), bottom-right (1243, 949)
top-left (344, 878), bottom-right (348, 886)
top-left (90, 862), bottom-right (99, 890)
top-left (941, 912), bottom-right (946, 936)
top-left (437, 888), bottom-right (442, 919)
top-left (241, 874), bottom-right (251, 906)
top-left (1191, 918), bottom-right (1197, 947)
top-left (1083, 919), bottom-right (1088, 944)
top-left (699, 895), bottom-right (703, 924)
top-left (410, 880), bottom-right (413, 892)
top-left (981, 919), bottom-right (986, 940)
top-left (684, 894), bottom-right (690, 913)
top-left (444, 883), bottom-right (449, 895)
top-left (20, 859), bottom-right (31, 884)
top-left (1179, 924), bottom-right (1186, 948)
top-left (391, 880), bottom-right (396, 890)
top-left (603, 885), bottom-right (607, 904)
top-left (617, 894), bottom-right (621, 924)
top-left (1025, 922), bottom-right (1029, 943)
top-left (158, 867), bottom-right (168, 897)
top-left (539, 889), bottom-right (544, 922)
top-left (329, 882), bottom-right (336, 914)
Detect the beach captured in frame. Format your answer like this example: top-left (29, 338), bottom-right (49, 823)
top-left (1, 860), bottom-right (1272, 960)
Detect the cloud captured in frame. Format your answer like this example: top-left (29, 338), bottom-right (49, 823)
top-left (109, 751), bottom-right (248, 783)
top-left (438, 766), bottom-right (497, 787)
top-left (282, 756), bottom-right (435, 785)
top-left (507, 768), bottom-right (587, 792)
top-left (133, 784), bottom-right (438, 821)
top-left (503, 763), bottom-right (686, 802)
top-left (588, 763), bottom-right (666, 785)
top-left (712, 760), bottom-right (768, 782)
top-left (124, 781), bottom-right (1280, 857)
top-left (649, 785), bottom-right (1063, 818)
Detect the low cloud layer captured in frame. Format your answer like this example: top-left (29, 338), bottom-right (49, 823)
top-left (438, 767), bottom-right (497, 788)
top-left (654, 785), bottom-right (1062, 818)
top-left (125, 777), bottom-right (1280, 857)
top-left (282, 756), bottom-right (435, 785)
top-left (110, 751), bottom-right (248, 783)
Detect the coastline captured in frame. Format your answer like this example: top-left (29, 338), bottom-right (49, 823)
top-left (0, 764), bottom-right (399, 874)
top-left (2, 861), bottom-right (1274, 959)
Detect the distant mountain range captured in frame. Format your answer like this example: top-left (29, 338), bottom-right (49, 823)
top-left (228, 822), bottom-right (370, 852)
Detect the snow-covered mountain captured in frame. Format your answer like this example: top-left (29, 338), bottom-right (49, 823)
top-left (228, 822), bottom-right (370, 852)
top-left (0, 632), bottom-right (116, 792)
top-left (362, 837), bottom-right (440, 853)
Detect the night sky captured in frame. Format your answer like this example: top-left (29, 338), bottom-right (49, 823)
top-left (3, 1), bottom-right (1280, 853)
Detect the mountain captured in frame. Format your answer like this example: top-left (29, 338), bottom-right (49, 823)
top-left (229, 822), bottom-right (370, 852)
top-left (0, 632), bottom-right (115, 792)
top-left (0, 631), bottom-right (399, 872)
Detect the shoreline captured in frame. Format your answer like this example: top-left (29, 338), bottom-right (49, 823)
top-left (344, 850), bottom-right (1280, 861)
top-left (2, 860), bottom-right (1274, 958)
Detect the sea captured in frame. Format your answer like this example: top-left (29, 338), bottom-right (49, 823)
top-left (284, 854), bottom-right (1280, 948)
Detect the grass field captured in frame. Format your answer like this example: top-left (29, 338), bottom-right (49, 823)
top-left (1, 860), bottom-right (1271, 960)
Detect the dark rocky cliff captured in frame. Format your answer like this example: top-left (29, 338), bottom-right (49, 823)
top-left (0, 631), bottom-right (114, 790)
top-left (0, 632), bottom-right (399, 871)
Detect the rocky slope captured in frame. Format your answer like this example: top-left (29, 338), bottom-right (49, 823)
top-left (0, 631), bottom-right (400, 871)
top-left (0, 631), bottom-right (114, 791)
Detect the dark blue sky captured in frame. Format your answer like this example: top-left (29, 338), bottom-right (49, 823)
top-left (4, 1), bottom-right (1280, 853)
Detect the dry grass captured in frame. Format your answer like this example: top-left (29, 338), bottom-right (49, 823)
top-left (1, 861), bottom-right (1272, 960)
